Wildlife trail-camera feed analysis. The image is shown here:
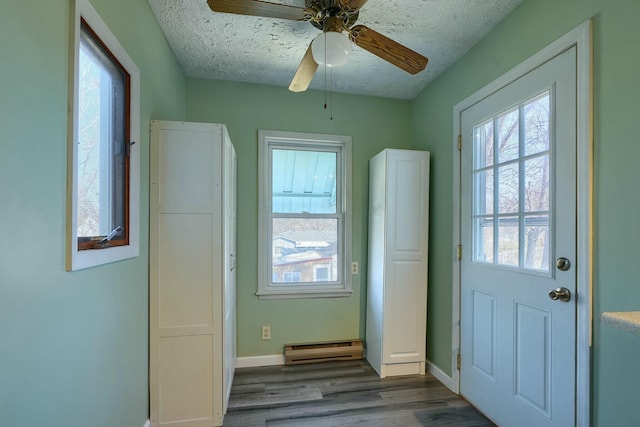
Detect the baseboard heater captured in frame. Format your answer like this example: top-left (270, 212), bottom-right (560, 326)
top-left (284, 339), bottom-right (364, 365)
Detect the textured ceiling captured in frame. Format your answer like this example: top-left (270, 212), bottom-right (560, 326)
top-left (148, 0), bottom-right (523, 100)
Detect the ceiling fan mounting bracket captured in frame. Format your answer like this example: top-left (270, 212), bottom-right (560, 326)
top-left (322, 15), bottom-right (346, 33)
top-left (306, 0), bottom-right (359, 31)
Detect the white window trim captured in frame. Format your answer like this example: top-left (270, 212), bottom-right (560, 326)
top-left (257, 130), bottom-right (352, 299)
top-left (66, 0), bottom-right (140, 271)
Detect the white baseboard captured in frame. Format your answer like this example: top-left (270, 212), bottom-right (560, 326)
top-left (236, 354), bottom-right (284, 368)
top-left (144, 420), bottom-right (150, 427)
top-left (427, 359), bottom-right (457, 392)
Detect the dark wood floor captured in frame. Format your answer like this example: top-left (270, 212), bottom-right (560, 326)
top-left (223, 360), bottom-right (494, 426)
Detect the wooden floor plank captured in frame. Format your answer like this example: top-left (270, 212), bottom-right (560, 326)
top-left (223, 360), bottom-right (494, 427)
top-left (229, 387), bottom-right (324, 409)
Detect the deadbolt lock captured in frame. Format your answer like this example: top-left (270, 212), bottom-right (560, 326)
top-left (556, 257), bottom-right (571, 271)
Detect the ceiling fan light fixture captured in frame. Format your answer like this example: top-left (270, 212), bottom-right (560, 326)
top-left (311, 31), bottom-right (350, 68)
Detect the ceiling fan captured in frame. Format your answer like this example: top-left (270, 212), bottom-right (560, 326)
top-left (206, 0), bottom-right (429, 92)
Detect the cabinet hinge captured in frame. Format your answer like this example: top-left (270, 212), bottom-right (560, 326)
top-left (457, 244), bottom-right (462, 261)
top-left (457, 353), bottom-right (461, 370)
top-left (457, 134), bottom-right (462, 151)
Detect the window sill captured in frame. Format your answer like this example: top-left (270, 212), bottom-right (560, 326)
top-left (256, 289), bottom-right (353, 300)
top-left (67, 243), bottom-right (139, 271)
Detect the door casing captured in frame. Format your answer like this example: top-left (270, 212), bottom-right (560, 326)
top-left (450, 20), bottom-right (593, 427)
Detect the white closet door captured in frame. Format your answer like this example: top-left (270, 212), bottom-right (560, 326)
top-left (150, 121), bottom-right (224, 427)
top-left (366, 149), bottom-right (430, 378)
top-left (382, 150), bottom-right (429, 369)
top-left (222, 128), bottom-right (237, 411)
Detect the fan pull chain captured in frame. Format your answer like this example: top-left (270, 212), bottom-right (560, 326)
top-left (323, 32), bottom-right (327, 110)
top-left (323, 64), bottom-right (327, 110)
top-left (322, 66), bottom-right (334, 120)
top-left (321, 32), bottom-right (333, 120)
top-left (330, 67), bottom-right (333, 120)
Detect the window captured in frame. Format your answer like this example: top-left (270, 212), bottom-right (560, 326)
top-left (472, 91), bottom-right (551, 272)
top-left (66, 0), bottom-right (140, 271)
top-left (283, 272), bottom-right (302, 282)
top-left (77, 20), bottom-right (129, 250)
top-left (258, 130), bottom-right (352, 299)
top-left (313, 264), bottom-right (331, 281)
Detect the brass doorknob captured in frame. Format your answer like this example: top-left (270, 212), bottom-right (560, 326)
top-left (548, 287), bottom-right (571, 302)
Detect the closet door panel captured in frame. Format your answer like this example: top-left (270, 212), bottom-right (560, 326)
top-left (158, 336), bottom-right (214, 424)
top-left (158, 129), bottom-right (216, 209)
top-left (384, 260), bottom-right (422, 362)
top-left (158, 213), bottom-right (214, 328)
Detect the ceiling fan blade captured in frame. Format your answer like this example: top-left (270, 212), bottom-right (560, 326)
top-left (207, 0), bottom-right (308, 21)
top-left (340, 0), bottom-right (368, 10)
top-left (349, 25), bottom-right (428, 74)
top-left (289, 44), bottom-right (318, 92)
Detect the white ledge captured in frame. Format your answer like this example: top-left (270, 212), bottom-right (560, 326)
top-left (256, 289), bottom-right (353, 300)
top-left (601, 311), bottom-right (640, 334)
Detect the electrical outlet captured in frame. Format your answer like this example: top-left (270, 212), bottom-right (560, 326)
top-left (261, 325), bottom-right (271, 340)
top-left (351, 262), bottom-right (359, 275)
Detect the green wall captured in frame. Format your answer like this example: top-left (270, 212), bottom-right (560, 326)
top-left (411, 0), bottom-right (640, 425)
top-left (0, 0), bottom-right (185, 426)
top-left (186, 79), bottom-right (412, 356)
top-left (4, 0), bottom-right (640, 425)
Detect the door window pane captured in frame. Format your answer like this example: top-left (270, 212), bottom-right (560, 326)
top-left (474, 120), bottom-right (494, 169)
top-left (524, 215), bottom-right (550, 271)
top-left (524, 155), bottom-right (550, 212)
top-left (498, 217), bottom-right (519, 267)
top-left (496, 108), bottom-right (519, 163)
top-left (524, 93), bottom-right (550, 156)
top-left (474, 169), bottom-right (494, 215)
top-left (474, 217), bottom-right (494, 263)
top-left (498, 163), bottom-right (519, 214)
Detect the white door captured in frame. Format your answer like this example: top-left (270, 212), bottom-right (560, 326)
top-left (460, 47), bottom-right (577, 426)
top-left (222, 129), bottom-right (237, 411)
